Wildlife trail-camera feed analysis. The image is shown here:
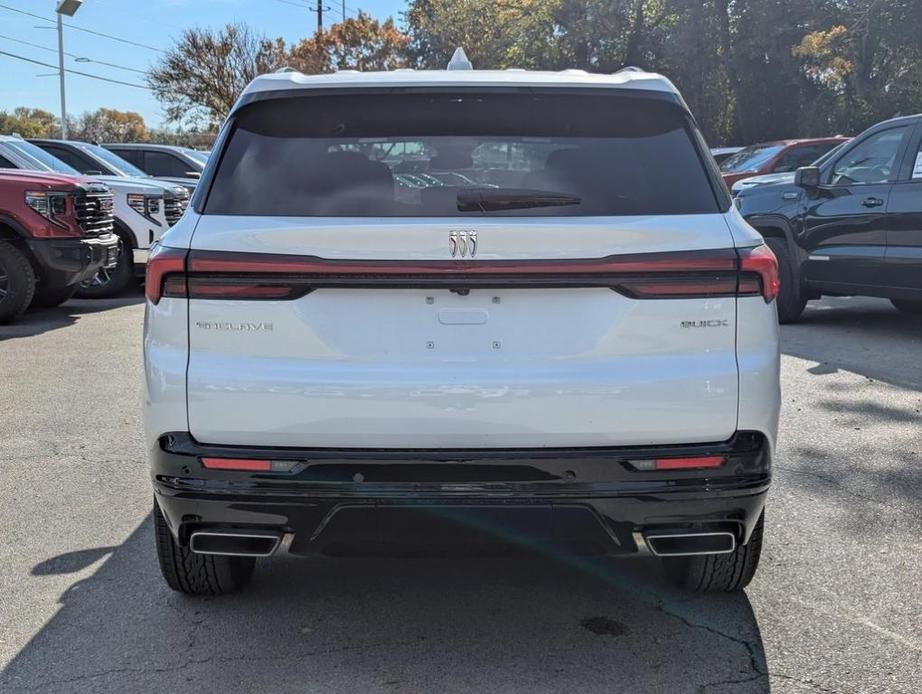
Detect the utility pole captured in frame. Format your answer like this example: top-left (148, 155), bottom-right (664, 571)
top-left (316, 3), bottom-right (323, 31)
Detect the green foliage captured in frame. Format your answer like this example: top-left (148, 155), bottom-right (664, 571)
top-left (69, 108), bottom-right (149, 143)
top-left (0, 108), bottom-right (57, 138)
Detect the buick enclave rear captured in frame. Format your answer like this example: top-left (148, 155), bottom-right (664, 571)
top-left (143, 67), bottom-right (780, 595)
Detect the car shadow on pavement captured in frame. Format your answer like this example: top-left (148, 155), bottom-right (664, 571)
top-left (782, 296), bottom-right (922, 391)
top-left (1, 515), bottom-right (769, 694)
top-left (0, 295), bottom-right (144, 341)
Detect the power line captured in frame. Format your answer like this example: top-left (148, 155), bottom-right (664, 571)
top-left (0, 3), bottom-right (167, 54)
top-left (273, 0), bottom-right (355, 21)
top-left (0, 49), bottom-right (150, 89)
top-left (0, 32), bottom-right (148, 74)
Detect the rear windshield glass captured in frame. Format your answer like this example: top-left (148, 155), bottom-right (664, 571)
top-left (205, 92), bottom-right (721, 217)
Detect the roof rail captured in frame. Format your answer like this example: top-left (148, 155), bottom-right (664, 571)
top-left (274, 66), bottom-right (299, 74)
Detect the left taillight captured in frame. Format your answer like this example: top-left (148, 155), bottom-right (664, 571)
top-left (145, 244), bottom-right (188, 304)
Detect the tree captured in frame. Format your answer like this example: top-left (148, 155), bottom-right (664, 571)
top-left (0, 107), bottom-right (57, 138)
top-left (404, 0), bottom-right (562, 70)
top-left (290, 12), bottom-right (410, 73)
top-left (147, 23), bottom-right (288, 127)
top-left (70, 108), bottom-right (149, 143)
top-left (794, 0), bottom-right (922, 133)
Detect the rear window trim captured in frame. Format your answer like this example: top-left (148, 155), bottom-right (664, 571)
top-left (193, 86), bottom-right (730, 216)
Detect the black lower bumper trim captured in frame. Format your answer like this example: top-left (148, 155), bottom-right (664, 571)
top-left (152, 431), bottom-right (771, 557)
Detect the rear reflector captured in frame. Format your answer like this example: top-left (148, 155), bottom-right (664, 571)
top-left (655, 455), bottom-right (725, 470)
top-left (201, 457), bottom-right (272, 471)
top-left (200, 457), bottom-right (300, 472)
top-left (630, 455), bottom-right (725, 471)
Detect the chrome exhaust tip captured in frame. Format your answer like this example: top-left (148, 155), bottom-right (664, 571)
top-left (189, 531), bottom-right (282, 557)
top-left (643, 531), bottom-right (736, 557)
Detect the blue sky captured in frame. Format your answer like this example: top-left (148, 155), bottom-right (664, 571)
top-left (0, 0), bottom-right (405, 127)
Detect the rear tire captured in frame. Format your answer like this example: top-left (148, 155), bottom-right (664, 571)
top-left (75, 240), bottom-right (133, 298)
top-left (153, 501), bottom-right (255, 595)
top-left (891, 299), bottom-right (922, 316)
top-left (0, 240), bottom-right (36, 324)
top-left (663, 512), bottom-right (764, 592)
top-left (764, 237), bottom-right (805, 323)
top-left (30, 285), bottom-right (76, 309)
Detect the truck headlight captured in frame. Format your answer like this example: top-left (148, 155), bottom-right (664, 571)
top-left (128, 193), bottom-right (163, 219)
top-left (25, 190), bottom-right (68, 221)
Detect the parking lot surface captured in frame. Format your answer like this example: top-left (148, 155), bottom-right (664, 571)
top-left (1, 294), bottom-right (920, 693)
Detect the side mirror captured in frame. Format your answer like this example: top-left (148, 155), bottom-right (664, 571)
top-left (794, 166), bottom-right (820, 189)
top-left (185, 171), bottom-right (201, 179)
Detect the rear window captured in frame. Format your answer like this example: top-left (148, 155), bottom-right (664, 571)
top-left (204, 92), bottom-right (722, 217)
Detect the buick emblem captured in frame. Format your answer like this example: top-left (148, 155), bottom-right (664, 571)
top-left (449, 230), bottom-right (477, 258)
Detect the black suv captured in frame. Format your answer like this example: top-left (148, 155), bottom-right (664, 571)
top-left (736, 114), bottom-right (922, 322)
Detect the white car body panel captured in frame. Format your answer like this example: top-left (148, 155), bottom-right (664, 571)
top-left (736, 296), bottom-right (781, 454)
top-left (143, 297), bottom-right (190, 451)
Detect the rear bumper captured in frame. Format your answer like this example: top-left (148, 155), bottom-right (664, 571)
top-left (26, 233), bottom-right (120, 288)
top-left (151, 431), bottom-right (770, 557)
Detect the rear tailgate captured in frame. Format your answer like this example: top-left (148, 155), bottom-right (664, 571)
top-left (184, 88), bottom-right (739, 448)
top-left (186, 217), bottom-right (739, 448)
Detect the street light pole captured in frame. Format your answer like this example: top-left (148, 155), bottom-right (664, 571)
top-left (57, 12), bottom-right (67, 139)
top-left (55, 0), bottom-right (83, 140)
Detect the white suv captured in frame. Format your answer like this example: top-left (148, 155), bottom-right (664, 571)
top-left (144, 66), bottom-right (780, 595)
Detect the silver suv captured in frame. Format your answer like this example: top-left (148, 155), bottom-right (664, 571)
top-left (143, 65), bottom-right (781, 595)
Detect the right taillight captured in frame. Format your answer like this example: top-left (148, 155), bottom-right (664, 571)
top-left (145, 244), bottom-right (188, 304)
top-left (738, 245), bottom-right (780, 303)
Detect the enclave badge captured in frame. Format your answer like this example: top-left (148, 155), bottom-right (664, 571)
top-left (681, 319), bottom-right (729, 328)
top-left (449, 230), bottom-right (477, 258)
top-left (195, 321), bottom-right (274, 332)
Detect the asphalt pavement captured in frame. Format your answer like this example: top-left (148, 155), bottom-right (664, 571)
top-left (0, 293), bottom-right (919, 693)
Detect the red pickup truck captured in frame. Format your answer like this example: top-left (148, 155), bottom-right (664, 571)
top-left (0, 170), bottom-right (119, 324)
top-left (720, 137), bottom-right (849, 189)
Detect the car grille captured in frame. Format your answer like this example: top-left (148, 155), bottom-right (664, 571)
top-left (73, 191), bottom-right (115, 236)
top-left (163, 191), bottom-right (189, 227)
